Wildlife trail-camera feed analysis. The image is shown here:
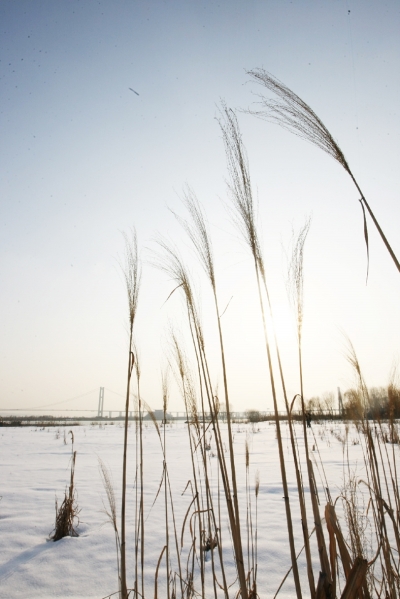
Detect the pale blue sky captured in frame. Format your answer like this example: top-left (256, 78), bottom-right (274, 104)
top-left (1, 0), bottom-right (399, 413)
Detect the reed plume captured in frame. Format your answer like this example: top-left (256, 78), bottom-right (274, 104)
top-left (287, 218), bottom-right (311, 348)
top-left (246, 68), bottom-right (400, 277)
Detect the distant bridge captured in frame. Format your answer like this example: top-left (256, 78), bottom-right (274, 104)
top-left (0, 408), bottom-right (345, 423)
top-left (0, 387), bottom-right (347, 422)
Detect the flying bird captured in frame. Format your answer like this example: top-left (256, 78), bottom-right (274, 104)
top-left (129, 87), bottom-right (139, 96)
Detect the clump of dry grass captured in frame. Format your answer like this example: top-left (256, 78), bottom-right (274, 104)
top-left (51, 431), bottom-right (79, 541)
top-left (339, 340), bottom-right (400, 596)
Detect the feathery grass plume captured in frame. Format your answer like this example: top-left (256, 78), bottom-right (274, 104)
top-left (174, 186), bottom-right (248, 598)
top-left (219, 102), bottom-right (303, 598)
top-left (287, 219), bottom-right (310, 410)
top-left (173, 186), bottom-right (216, 289)
top-left (154, 237), bottom-right (203, 346)
top-left (246, 68), bottom-right (400, 277)
top-left (344, 336), bottom-right (369, 421)
top-left (119, 229), bottom-right (141, 599)
top-left (219, 102), bottom-right (260, 266)
top-left (51, 431), bottom-right (79, 541)
top-left (121, 229), bottom-right (141, 329)
top-left (99, 458), bottom-right (121, 590)
top-left (287, 218), bottom-right (311, 346)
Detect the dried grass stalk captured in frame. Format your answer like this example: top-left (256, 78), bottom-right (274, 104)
top-left (219, 102), bottom-right (303, 598)
top-left (99, 458), bottom-right (121, 590)
top-left (120, 229), bottom-right (141, 599)
top-left (340, 557), bottom-right (368, 599)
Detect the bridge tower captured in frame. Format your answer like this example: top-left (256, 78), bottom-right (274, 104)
top-left (98, 387), bottom-right (104, 417)
top-left (338, 387), bottom-right (344, 416)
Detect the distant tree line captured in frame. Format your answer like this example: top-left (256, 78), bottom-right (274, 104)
top-left (243, 384), bottom-right (400, 423)
top-left (305, 385), bottom-right (400, 420)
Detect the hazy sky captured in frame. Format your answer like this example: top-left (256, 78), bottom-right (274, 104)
top-left (1, 0), bottom-right (399, 415)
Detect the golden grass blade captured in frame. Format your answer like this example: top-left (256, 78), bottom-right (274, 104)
top-left (325, 504), bottom-right (352, 580)
top-left (180, 494), bottom-right (198, 549)
top-left (308, 460), bottom-right (332, 583)
top-left (339, 557), bottom-right (368, 599)
top-left (359, 199), bottom-right (370, 283)
top-left (154, 545), bottom-right (167, 599)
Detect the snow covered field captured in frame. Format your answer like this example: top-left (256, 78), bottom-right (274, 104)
top-left (0, 420), bottom-right (386, 598)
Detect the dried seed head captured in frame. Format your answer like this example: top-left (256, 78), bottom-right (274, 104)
top-left (246, 69), bottom-right (351, 175)
top-left (121, 229), bottom-right (141, 329)
top-left (162, 368), bottom-right (169, 412)
top-left (218, 103), bottom-right (264, 275)
top-left (173, 185), bottom-right (216, 291)
top-left (287, 218), bottom-right (311, 340)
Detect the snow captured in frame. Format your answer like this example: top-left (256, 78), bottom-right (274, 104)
top-left (0, 420), bottom-right (379, 598)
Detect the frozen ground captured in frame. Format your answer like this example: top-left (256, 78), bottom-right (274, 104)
top-left (0, 420), bottom-right (374, 598)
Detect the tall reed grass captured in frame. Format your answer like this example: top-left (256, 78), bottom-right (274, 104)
top-left (101, 72), bottom-right (399, 599)
top-left (120, 230), bottom-right (141, 599)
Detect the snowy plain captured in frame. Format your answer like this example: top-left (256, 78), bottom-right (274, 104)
top-left (0, 419), bottom-right (377, 598)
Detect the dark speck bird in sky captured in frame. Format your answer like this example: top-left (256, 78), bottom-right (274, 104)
top-left (129, 87), bottom-right (139, 95)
